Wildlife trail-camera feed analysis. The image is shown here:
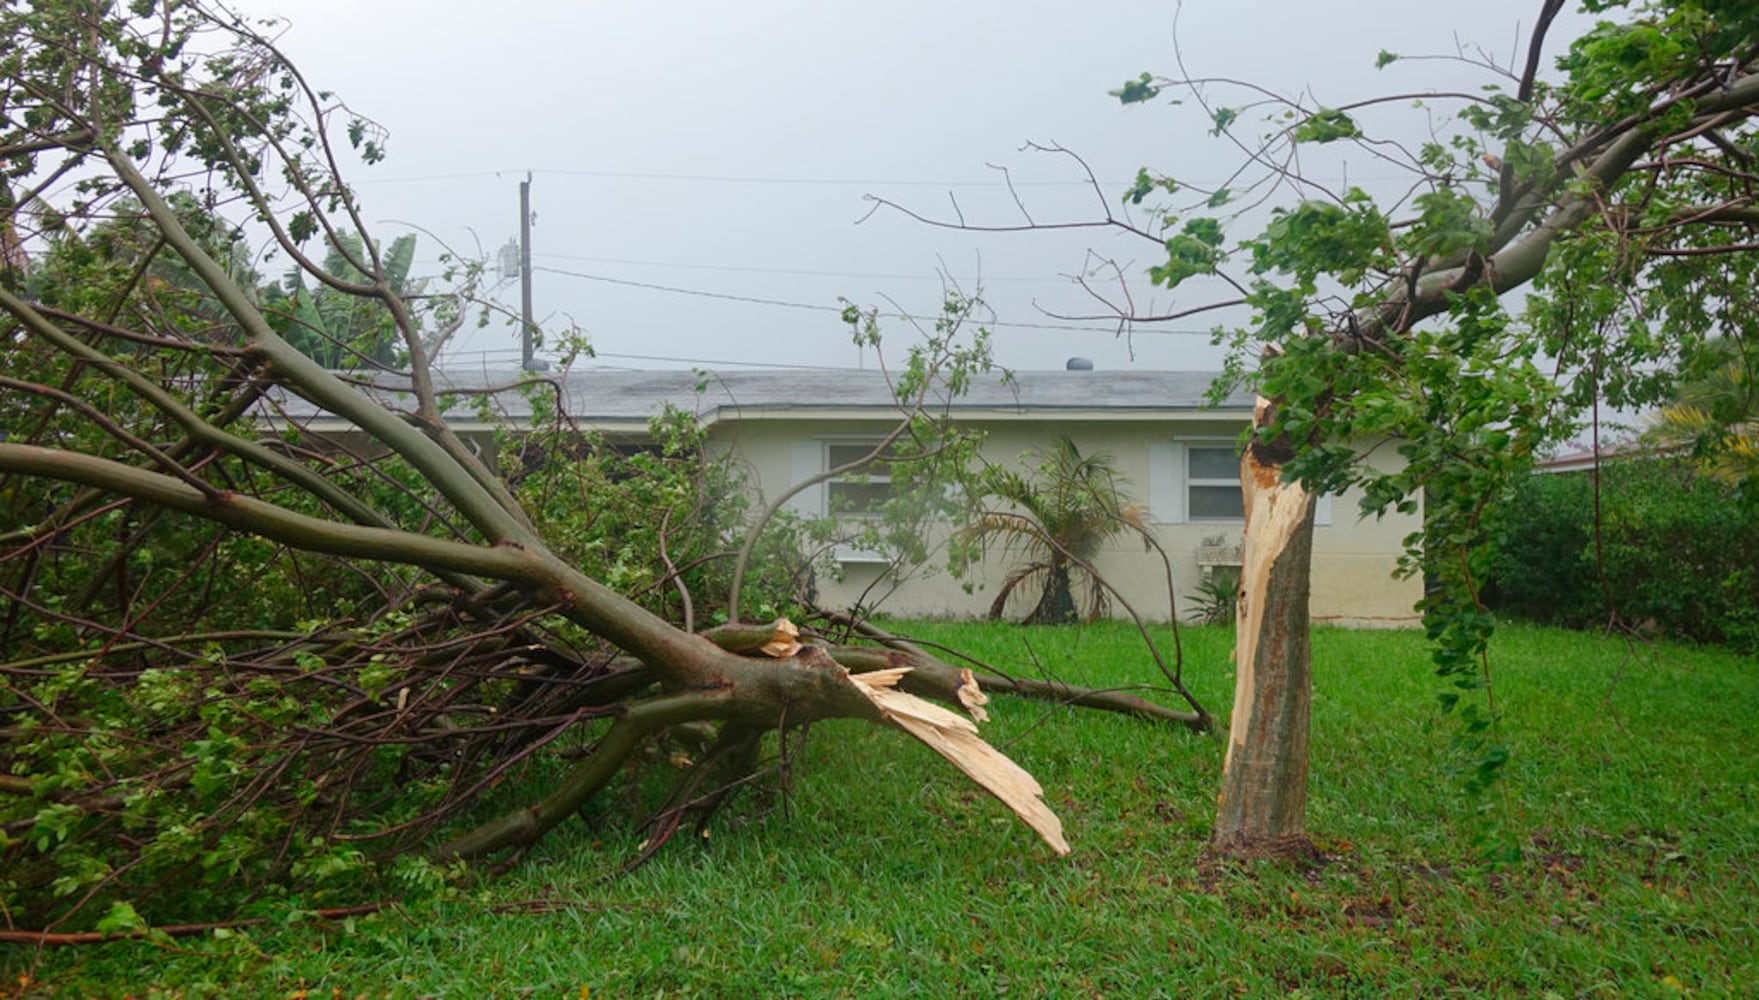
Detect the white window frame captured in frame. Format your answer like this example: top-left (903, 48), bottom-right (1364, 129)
top-left (787, 437), bottom-right (894, 564)
top-left (1184, 442), bottom-right (1245, 522)
top-left (1148, 438), bottom-right (1331, 526)
top-left (822, 440), bottom-right (892, 519)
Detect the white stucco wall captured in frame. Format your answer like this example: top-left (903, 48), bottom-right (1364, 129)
top-left (710, 414), bottom-right (1422, 628)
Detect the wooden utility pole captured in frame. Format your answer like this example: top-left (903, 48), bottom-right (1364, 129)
top-left (519, 172), bottom-right (535, 369)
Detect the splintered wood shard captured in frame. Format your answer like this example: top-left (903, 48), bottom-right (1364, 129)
top-left (849, 668), bottom-right (1070, 856)
top-left (759, 617), bottom-right (802, 658)
top-left (954, 667), bottom-right (990, 723)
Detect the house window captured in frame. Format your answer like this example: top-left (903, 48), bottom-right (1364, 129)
top-left (1147, 439), bottom-right (1331, 526)
top-left (1187, 445), bottom-right (1243, 520)
top-left (824, 442), bottom-right (892, 517)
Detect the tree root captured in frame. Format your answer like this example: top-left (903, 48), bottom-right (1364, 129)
top-left (1204, 832), bottom-right (1322, 866)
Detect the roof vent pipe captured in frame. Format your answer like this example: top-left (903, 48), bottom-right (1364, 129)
top-left (1065, 357), bottom-right (1094, 371)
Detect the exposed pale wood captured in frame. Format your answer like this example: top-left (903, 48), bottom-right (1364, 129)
top-left (1213, 396), bottom-right (1318, 857)
top-left (758, 617), bottom-right (802, 658)
top-left (954, 667), bottom-right (991, 723)
top-left (849, 668), bottom-right (1070, 856)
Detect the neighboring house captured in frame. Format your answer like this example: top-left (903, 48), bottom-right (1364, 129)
top-left (1535, 439), bottom-right (1665, 474)
top-left (281, 367), bottom-right (1423, 626)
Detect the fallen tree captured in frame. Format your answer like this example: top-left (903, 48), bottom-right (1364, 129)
top-left (0, 1), bottom-right (1218, 933)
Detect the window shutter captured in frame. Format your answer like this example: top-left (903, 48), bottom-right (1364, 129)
top-left (788, 440), bottom-right (823, 516)
top-left (1147, 442), bottom-right (1185, 523)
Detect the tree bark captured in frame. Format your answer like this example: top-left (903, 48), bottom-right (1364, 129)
top-left (1025, 562), bottom-right (1078, 625)
top-left (1212, 398), bottom-right (1319, 860)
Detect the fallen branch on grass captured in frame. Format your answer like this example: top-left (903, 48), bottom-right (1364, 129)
top-left (0, 902), bottom-right (392, 947)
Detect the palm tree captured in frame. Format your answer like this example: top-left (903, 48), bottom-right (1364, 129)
top-left (961, 436), bottom-right (1143, 624)
top-left (1645, 336), bottom-right (1759, 488)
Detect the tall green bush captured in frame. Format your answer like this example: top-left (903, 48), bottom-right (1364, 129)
top-left (1488, 459), bottom-right (1759, 651)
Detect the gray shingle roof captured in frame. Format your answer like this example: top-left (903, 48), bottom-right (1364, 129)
top-left (279, 368), bottom-right (1250, 427)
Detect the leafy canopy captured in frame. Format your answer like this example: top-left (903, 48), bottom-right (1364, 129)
top-left (1113, 0), bottom-right (1759, 791)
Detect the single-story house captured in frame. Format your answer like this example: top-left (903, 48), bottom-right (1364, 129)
top-left (282, 366), bottom-right (1423, 626)
top-left (1535, 439), bottom-right (1666, 474)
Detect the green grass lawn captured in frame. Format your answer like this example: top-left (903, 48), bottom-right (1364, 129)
top-left (8, 622), bottom-right (1756, 997)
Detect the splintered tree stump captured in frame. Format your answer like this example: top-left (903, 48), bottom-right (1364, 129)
top-left (1212, 397), bottom-right (1318, 858)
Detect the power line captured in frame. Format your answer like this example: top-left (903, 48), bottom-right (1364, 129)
top-left (534, 266), bottom-right (838, 314)
top-left (347, 167), bottom-right (1107, 188)
top-left (439, 346), bottom-right (848, 371)
top-left (349, 169), bottom-right (510, 185)
top-left (533, 252), bottom-right (1052, 284)
top-left (532, 168), bottom-right (1099, 187)
top-left (593, 351), bottom-right (843, 370)
top-left (531, 265), bottom-right (1217, 335)
top-left (348, 165), bottom-right (1416, 188)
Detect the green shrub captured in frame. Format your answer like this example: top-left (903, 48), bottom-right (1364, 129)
top-left (1487, 458), bottom-right (1759, 650)
top-left (1191, 567), bottom-right (1240, 626)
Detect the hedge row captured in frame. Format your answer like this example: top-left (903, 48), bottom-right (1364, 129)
top-left (1486, 459), bottom-right (1759, 652)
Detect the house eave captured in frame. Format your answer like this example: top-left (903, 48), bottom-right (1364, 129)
top-left (261, 368), bottom-right (1255, 436)
top-left (690, 404), bottom-right (1251, 426)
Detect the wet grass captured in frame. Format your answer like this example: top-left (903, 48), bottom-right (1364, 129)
top-left (8, 621), bottom-right (1756, 997)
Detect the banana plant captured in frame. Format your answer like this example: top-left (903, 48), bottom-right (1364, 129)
top-left (262, 233), bottom-right (418, 368)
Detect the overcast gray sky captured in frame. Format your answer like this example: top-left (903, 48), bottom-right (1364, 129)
top-left (235, 0), bottom-right (1586, 374)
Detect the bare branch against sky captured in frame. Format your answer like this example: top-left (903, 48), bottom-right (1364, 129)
top-left (231, 0), bottom-right (1583, 373)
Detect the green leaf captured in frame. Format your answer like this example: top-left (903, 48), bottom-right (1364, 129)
top-left (97, 901), bottom-right (147, 936)
top-left (382, 233), bottom-right (417, 290)
top-left (1375, 49), bottom-right (1399, 69)
top-left (1292, 108), bottom-right (1362, 143)
top-left (288, 210), bottom-right (315, 245)
top-left (1407, 187), bottom-right (1490, 258)
top-left (1149, 218), bottom-right (1227, 289)
top-left (1123, 168), bottom-right (1155, 206)
top-left (1111, 72), bottom-right (1160, 105)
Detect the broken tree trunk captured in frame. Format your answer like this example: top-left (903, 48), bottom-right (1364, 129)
top-left (436, 619), bottom-right (1071, 861)
top-left (1212, 397), bottom-right (1320, 859)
